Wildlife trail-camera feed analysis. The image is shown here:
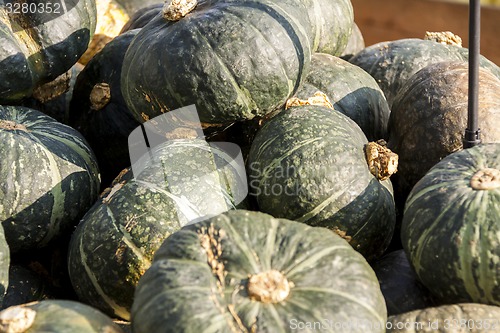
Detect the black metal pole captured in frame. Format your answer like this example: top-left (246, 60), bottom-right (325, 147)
top-left (464, 0), bottom-right (481, 148)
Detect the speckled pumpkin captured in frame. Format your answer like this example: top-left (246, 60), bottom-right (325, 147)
top-left (131, 210), bottom-right (387, 333)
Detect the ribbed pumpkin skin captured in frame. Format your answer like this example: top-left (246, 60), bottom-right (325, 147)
top-left (247, 106), bottom-right (396, 261)
top-left (349, 38), bottom-right (500, 107)
top-left (0, 0), bottom-right (97, 103)
top-left (388, 61), bottom-right (500, 201)
top-left (295, 53), bottom-right (390, 141)
top-left (371, 250), bottom-right (435, 316)
top-left (387, 303), bottom-right (500, 332)
top-left (402, 144), bottom-right (500, 305)
top-left (121, 0), bottom-right (312, 125)
top-left (0, 106), bottom-right (100, 253)
top-left (0, 300), bottom-right (124, 332)
top-left (119, 3), bottom-right (162, 33)
top-left (115, 0), bottom-right (162, 16)
top-left (68, 139), bottom-right (244, 320)
top-left (340, 23), bottom-right (364, 61)
top-left (69, 30), bottom-right (141, 190)
top-left (132, 210), bottom-right (387, 333)
top-left (0, 225), bottom-right (8, 307)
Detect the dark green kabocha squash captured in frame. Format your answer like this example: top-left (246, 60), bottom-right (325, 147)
top-left (69, 29), bottom-right (141, 190)
top-left (349, 34), bottom-right (500, 107)
top-left (1, 265), bottom-right (55, 310)
top-left (388, 61), bottom-right (500, 204)
top-left (247, 100), bottom-right (398, 261)
top-left (68, 138), bottom-right (247, 320)
top-left (0, 300), bottom-right (125, 332)
top-left (371, 249), bottom-right (435, 316)
top-left (402, 143), bottom-right (500, 306)
top-left (114, 0), bottom-right (162, 16)
top-left (294, 53), bottom-right (390, 141)
top-left (0, 0), bottom-right (97, 104)
top-left (0, 106), bottom-right (100, 253)
top-left (119, 3), bottom-right (163, 33)
top-left (131, 210), bottom-right (387, 333)
top-left (386, 303), bottom-right (500, 332)
top-left (0, 224), bottom-right (8, 307)
top-left (121, 0), bottom-right (314, 125)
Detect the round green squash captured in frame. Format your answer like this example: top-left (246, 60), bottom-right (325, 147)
top-left (69, 29), bottom-right (141, 190)
top-left (349, 37), bottom-right (500, 108)
top-left (131, 209), bottom-right (387, 333)
top-left (0, 300), bottom-right (124, 332)
top-left (294, 53), bottom-right (390, 141)
top-left (0, 106), bottom-right (100, 253)
top-left (371, 250), bottom-right (435, 316)
top-left (121, 0), bottom-right (313, 125)
top-left (0, 224), bottom-right (8, 308)
top-left (386, 303), bottom-right (500, 332)
top-left (402, 143), bottom-right (500, 305)
top-left (119, 3), bottom-right (162, 33)
top-left (247, 104), bottom-right (397, 261)
top-left (0, 0), bottom-right (97, 104)
top-left (115, 0), bottom-right (162, 16)
top-left (388, 61), bottom-right (500, 204)
top-left (68, 138), bottom-right (246, 320)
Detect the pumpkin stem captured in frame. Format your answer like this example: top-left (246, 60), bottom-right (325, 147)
top-left (0, 120), bottom-right (28, 132)
top-left (470, 168), bottom-right (500, 190)
top-left (33, 70), bottom-right (71, 103)
top-left (247, 270), bottom-right (292, 303)
top-left (285, 91), bottom-right (333, 110)
top-left (0, 306), bottom-right (37, 332)
top-left (424, 31), bottom-right (463, 47)
top-left (364, 140), bottom-right (399, 181)
top-left (163, 0), bottom-right (198, 21)
top-left (90, 83), bottom-right (111, 111)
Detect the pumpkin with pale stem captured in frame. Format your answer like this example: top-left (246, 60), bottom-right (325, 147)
top-left (402, 143), bottom-right (500, 305)
top-left (131, 210), bottom-right (387, 333)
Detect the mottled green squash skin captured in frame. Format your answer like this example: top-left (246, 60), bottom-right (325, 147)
top-left (340, 23), bottom-right (364, 61)
top-left (349, 38), bottom-right (500, 107)
top-left (0, 0), bottom-right (97, 103)
top-left (371, 250), bottom-right (435, 316)
top-left (295, 53), bottom-right (390, 141)
top-left (0, 224), bottom-right (8, 307)
top-left (386, 303), bottom-right (500, 332)
top-left (247, 105), bottom-right (396, 261)
top-left (68, 139), bottom-right (245, 320)
top-left (0, 106), bottom-right (100, 253)
top-left (0, 300), bottom-right (124, 332)
top-left (132, 210), bottom-right (387, 333)
top-left (69, 29), bottom-right (141, 190)
top-left (402, 143), bottom-right (500, 306)
top-left (388, 61), bottom-right (500, 206)
top-left (121, 0), bottom-right (312, 125)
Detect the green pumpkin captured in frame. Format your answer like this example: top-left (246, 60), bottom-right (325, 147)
top-left (371, 250), bottom-right (435, 316)
top-left (0, 106), bottom-right (100, 253)
top-left (0, 300), bottom-right (124, 332)
top-left (132, 210), bottom-right (387, 333)
top-left (68, 138), bottom-right (246, 320)
top-left (119, 3), bottom-right (162, 33)
top-left (388, 61), bottom-right (500, 205)
top-left (402, 143), bottom-right (500, 305)
top-left (349, 37), bottom-right (500, 107)
top-left (294, 53), bottom-right (390, 141)
top-left (115, 0), bottom-right (162, 16)
top-left (121, 0), bottom-right (313, 125)
top-left (386, 303), bottom-right (500, 332)
top-left (0, 0), bottom-right (97, 103)
top-left (69, 29), bottom-right (141, 190)
top-left (247, 104), bottom-right (397, 261)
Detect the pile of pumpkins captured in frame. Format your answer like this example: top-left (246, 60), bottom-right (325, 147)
top-left (1, 0), bottom-right (500, 331)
